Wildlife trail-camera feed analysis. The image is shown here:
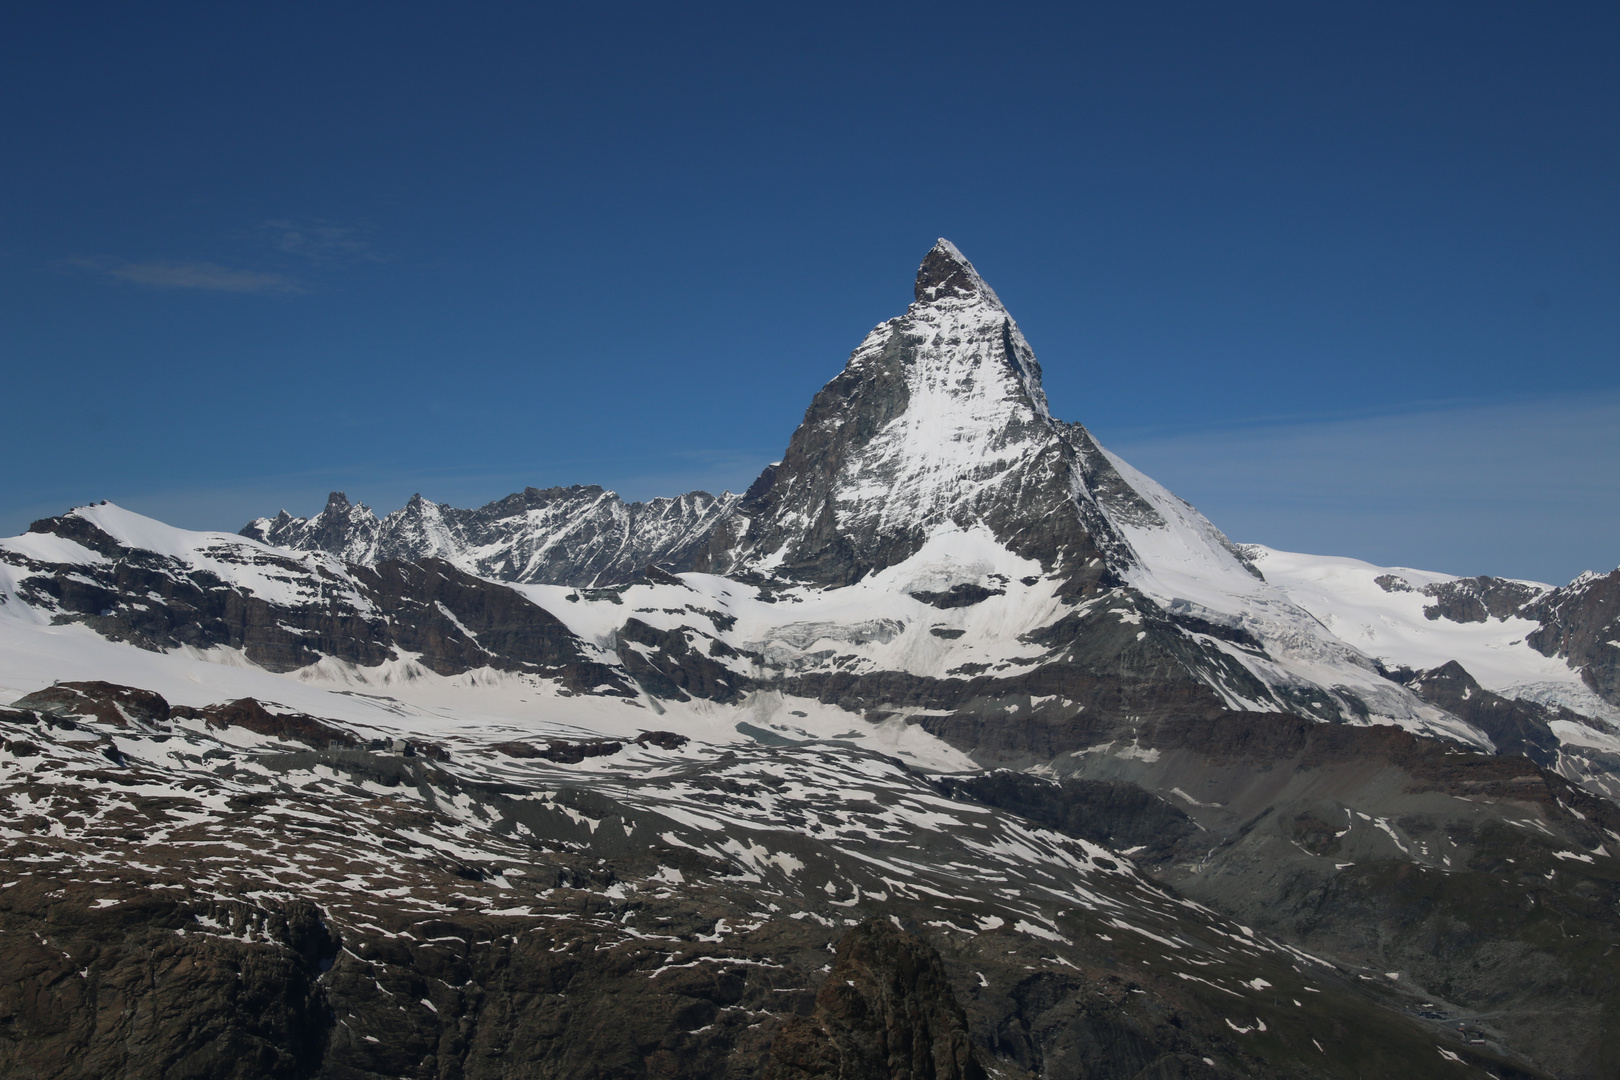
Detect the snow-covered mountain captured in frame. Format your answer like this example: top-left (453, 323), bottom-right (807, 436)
top-left (6, 240), bottom-right (1620, 1077)
top-left (230, 240), bottom-right (1620, 773)
top-left (14, 240), bottom-right (1620, 783)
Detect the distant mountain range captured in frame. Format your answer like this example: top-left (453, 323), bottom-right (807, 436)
top-left (3, 241), bottom-right (1618, 1078)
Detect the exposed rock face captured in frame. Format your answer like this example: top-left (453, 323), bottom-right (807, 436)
top-left (245, 490), bottom-right (385, 566)
top-left (492, 731), bottom-right (687, 762)
top-left (935, 772), bottom-right (1197, 862)
top-left (6, 508), bottom-right (630, 693)
top-left (11, 683), bottom-right (377, 752)
top-left (764, 920), bottom-right (984, 1080)
top-left (1419, 575), bottom-right (1547, 623)
top-left (994, 706), bottom-right (1620, 1080)
top-left (909, 584), bottom-right (1005, 609)
top-left (352, 557), bottom-right (624, 687)
top-left (1399, 661), bottom-right (1563, 766)
top-left (10, 508), bottom-right (389, 671)
top-left (1525, 569), bottom-right (1620, 708)
top-left (1371, 567), bottom-right (1620, 713)
top-left (244, 486), bottom-right (738, 588)
top-left (181, 697), bottom-right (362, 750)
top-left (0, 880), bottom-right (335, 1080)
top-left (13, 680), bottom-right (170, 728)
top-left (615, 618), bottom-right (753, 703)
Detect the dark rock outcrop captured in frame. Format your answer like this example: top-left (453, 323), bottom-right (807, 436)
top-left (1013, 703), bottom-right (1620, 1078)
top-left (909, 584), bottom-right (1005, 609)
top-left (6, 514), bottom-right (632, 694)
top-left (15, 513), bottom-right (393, 672)
top-left (765, 920), bottom-right (984, 1080)
top-left (1400, 661), bottom-right (1563, 766)
top-left (493, 737), bottom-right (623, 763)
top-left (354, 558), bottom-right (630, 692)
top-left (0, 880), bottom-right (335, 1080)
top-left (13, 681), bottom-right (171, 728)
top-left (178, 697), bottom-right (359, 749)
top-left (1420, 576), bottom-right (1545, 623)
top-left (616, 618), bottom-right (751, 703)
top-left (1525, 568), bottom-right (1620, 708)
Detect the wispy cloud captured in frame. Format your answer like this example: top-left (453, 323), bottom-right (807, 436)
top-left (55, 256), bottom-right (304, 294)
top-left (256, 219), bottom-right (378, 263)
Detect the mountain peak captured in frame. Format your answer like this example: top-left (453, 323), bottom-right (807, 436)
top-left (914, 238), bottom-right (995, 304)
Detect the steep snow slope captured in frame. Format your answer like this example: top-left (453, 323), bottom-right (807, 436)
top-left (736, 241), bottom-right (1054, 557)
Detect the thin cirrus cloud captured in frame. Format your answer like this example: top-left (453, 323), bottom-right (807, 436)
top-left (50, 218), bottom-right (377, 294)
top-left (55, 255), bottom-right (304, 294)
top-left (257, 220), bottom-right (377, 263)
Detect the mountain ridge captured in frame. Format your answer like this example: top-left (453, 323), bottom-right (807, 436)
top-left (5, 239), bottom-right (1620, 1078)
top-left (230, 241), bottom-right (1619, 755)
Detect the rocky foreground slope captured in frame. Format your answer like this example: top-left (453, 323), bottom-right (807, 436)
top-left (4, 241), bottom-right (1620, 1078)
top-left (0, 681), bottom-right (1595, 1080)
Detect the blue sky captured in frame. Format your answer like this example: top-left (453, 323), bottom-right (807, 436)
top-left (3, 2), bottom-right (1616, 583)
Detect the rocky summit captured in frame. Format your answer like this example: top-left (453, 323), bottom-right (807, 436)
top-left (4, 241), bottom-right (1620, 1079)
